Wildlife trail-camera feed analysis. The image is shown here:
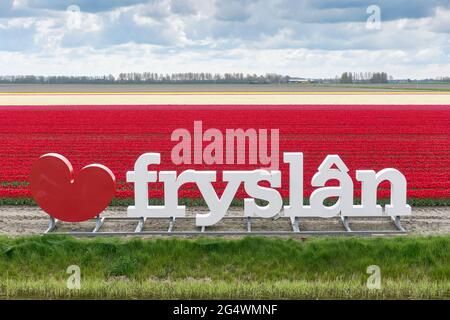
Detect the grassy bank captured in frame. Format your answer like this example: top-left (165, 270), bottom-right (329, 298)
top-left (0, 236), bottom-right (449, 299)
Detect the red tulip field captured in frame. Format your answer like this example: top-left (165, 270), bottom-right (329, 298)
top-left (1, 104), bottom-right (449, 205)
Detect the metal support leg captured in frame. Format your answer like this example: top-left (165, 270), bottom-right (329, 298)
top-left (290, 217), bottom-right (300, 232)
top-left (45, 216), bottom-right (58, 233)
top-left (93, 216), bottom-right (105, 233)
top-left (391, 215), bottom-right (405, 232)
top-left (201, 226), bottom-right (206, 232)
top-left (134, 217), bottom-right (146, 233)
top-left (246, 217), bottom-right (252, 232)
top-left (341, 216), bottom-right (352, 232)
top-left (272, 213), bottom-right (281, 221)
top-left (168, 217), bottom-right (176, 232)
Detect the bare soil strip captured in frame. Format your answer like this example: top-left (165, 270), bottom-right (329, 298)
top-left (0, 206), bottom-right (448, 236)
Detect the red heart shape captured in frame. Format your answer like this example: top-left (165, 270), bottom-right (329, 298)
top-left (30, 153), bottom-right (116, 222)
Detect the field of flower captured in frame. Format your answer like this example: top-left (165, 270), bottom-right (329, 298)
top-left (0, 104), bottom-right (449, 204)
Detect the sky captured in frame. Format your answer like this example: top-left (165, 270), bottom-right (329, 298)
top-left (0, 0), bottom-right (449, 79)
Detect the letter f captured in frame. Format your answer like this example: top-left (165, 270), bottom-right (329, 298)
top-left (127, 153), bottom-right (160, 216)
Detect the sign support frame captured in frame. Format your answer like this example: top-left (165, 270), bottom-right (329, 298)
top-left (43, 214), bottom-right (407, 236)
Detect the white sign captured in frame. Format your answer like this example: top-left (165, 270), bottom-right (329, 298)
top-left (126, 152), bottom-right (411, 227)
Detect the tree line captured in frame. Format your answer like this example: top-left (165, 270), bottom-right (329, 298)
top-left (0, 73), bottom-right (290, 84)
top-left (340, 72), bottom-right (390, 84)
top-left (2, 72), bottom-right (447, 85)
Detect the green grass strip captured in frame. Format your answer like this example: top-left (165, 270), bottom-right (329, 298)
top-left (0, 235), bottom-right (449, 299)
top-left (2, 279), bottom-right (449, 299)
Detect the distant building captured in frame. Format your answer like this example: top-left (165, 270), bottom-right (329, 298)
top-left (288, 77), bottom-right (315, 83)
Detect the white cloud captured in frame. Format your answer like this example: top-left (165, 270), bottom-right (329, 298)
top-left (0, 0), bottom-right (448, 78)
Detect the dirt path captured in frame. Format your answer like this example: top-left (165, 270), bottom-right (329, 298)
top-left (0, 206), bottom-right (449, 236)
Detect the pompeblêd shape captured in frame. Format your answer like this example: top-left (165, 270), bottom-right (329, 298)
top-left (30, 153), bottom-right (116, 222)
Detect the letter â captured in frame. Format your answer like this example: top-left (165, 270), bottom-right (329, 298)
top-left (309, 155), bottom-right (354, 218)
